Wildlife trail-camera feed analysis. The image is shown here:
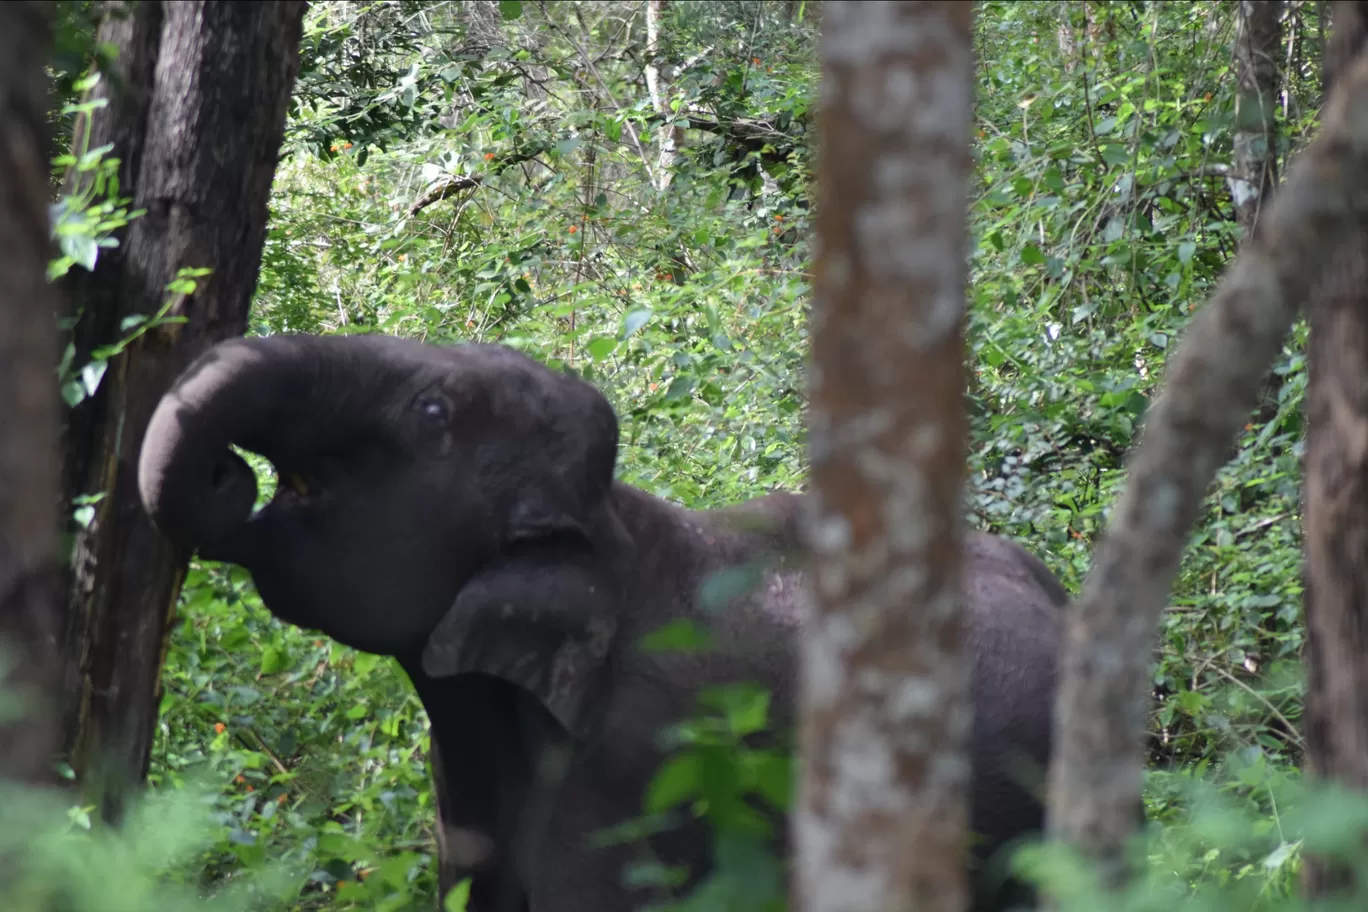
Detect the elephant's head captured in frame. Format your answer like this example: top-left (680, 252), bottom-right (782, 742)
top-left (139, 334), bottom-right (630, 731)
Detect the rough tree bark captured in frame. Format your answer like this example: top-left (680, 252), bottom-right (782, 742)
top-left (1300, 1), bottom-right (1368, 897)
top-left (55, 0), bottom-right (307, 822)
top-left (1044, 36), bottom-right (1368, 896)
top-left (1231, 1), bottom-right (1283, 234)
top-left (796, 4), bottom-right (975, 912)
top-left (0, 0), bottom-right (62, 790)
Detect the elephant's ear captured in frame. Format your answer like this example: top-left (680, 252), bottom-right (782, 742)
top-left (420, 534), bottom-right (622, 741)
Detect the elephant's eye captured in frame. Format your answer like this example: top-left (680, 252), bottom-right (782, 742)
top-left (416, 394), bottom-right (451, 428)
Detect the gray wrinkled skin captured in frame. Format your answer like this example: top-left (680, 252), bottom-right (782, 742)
top-left (138, 334), bottom-right (1063, 912)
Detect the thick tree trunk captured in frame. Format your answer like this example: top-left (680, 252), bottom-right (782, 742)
top-left (55, 0), bottom-right (307, 823)
top-left (0, 0), bottom-right (62, 791)
top-left (796, 4), bottom-right (975, 912)
top-left (1043, 30), bottom-right (1368, 898)
top-left (1300, 2), bottom-right (1368, 898)
top-left (1231, 1), bottom-right (1283, 234)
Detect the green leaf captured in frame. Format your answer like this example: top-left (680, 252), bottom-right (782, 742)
top-left (623, 308), bottom-right (652, 336)
top-left (644, 753), bottom-right (701, 813)
top-left (259, 645), bottom-right (291, 676)
top-left (498, 0), bottom-right (523, 19)
top-left (61, 379), bottom-right (86, 408)
top-left (346, 703), bottom-right (369, 720)
top-left (444, 877), bottom-right (474, 911)
top-left (1020, 244), bottom-right (1045, 265)
top-left (587, 336), bottom-right (618, 361)
top-left (62, 232), bottom-right (98, 271)
top-left (640, 618), bottom-right (714, 654)
top-left (698, 564), bottom-right (764, 612)
top-left (81, 359), bottom-right (108, 397)
top-left (664, 376), bottom-right (693, 401)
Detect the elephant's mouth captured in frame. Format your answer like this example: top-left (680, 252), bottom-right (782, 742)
top-left (266, 468), bottom-right (322, 513)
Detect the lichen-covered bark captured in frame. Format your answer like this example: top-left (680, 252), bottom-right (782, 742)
top-left (796, 4), bottom-right (974, 912)
top-left (1301, 1), bottom-right (1368, 897)
top-left (1231, 1), bottom-right (1283, 233)
top-left (0, 0), bottom-right (62, 790)
top-left (1044, 41), bottom-right (1368, 893)
top-left (55, 0), bottom-right (306, 822)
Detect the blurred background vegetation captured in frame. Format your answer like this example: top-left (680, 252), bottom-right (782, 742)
top-left (26, 1), bottom-right (1348, 909)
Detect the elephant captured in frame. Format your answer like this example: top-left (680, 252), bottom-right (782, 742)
top-left (137, 332), bottom-right (1065, 912)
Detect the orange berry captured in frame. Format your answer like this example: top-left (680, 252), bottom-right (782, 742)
top-left (484, 152), bottom-right (495, 160)
top-left (568, 225), bottom-right (578, 234)
top-left (214, 722), bottom-right (226, 734)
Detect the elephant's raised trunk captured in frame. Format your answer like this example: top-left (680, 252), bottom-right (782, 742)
top-left (138, 334), bottom-right (335, 558)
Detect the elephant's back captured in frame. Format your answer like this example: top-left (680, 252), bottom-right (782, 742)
top-left (959, 532), bottom-right (1064, 906)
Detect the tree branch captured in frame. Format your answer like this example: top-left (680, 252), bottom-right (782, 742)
top-left (1045, 43), bottom-right (1368, 892)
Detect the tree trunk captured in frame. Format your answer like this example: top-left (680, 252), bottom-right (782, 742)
top-left (55, 0), bottom-right (307, 824)
top-left (1057, 1), bottom-right (1079, 73)
top-left (1043, 25), bottom-right (1368, 899)
top-left (796, 4), bottom-right (975, 912)
top-left (645, 0), bottom-right (682, 193)
top-left (1233, 2), bottom-right (1287, 428)
top-left (1231, 1), bottom-right (1283, 235)
top-left (1300, 1), bottom-right (1368, 897)
top-left (0, 0), bottom-right (62, 791)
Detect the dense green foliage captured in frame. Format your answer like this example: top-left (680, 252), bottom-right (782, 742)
top-left (16, 1), bottom-right (1368, 910)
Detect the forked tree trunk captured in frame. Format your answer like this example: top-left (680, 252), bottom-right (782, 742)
top-left (1043, 13), bottom-right (1368, 899)
top-left (0, 0), bottom-right (63, 792)
top-left (55, 0), bottom-right (307, 823)
top-left (796, 4), bottom-right (975, 911)
top-left (1300, 1), bottom-right (1368, 897)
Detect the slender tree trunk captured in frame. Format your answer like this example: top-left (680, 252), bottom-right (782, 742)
top-left (644, 0), bottom-right (682, 193)
top-left (55, 0), bottom-right (307, 824)
top-left (1043, 30), bottom-right (1368, 898)
top-left (1232, 1), bottom-right (1283, 234)
top-left (796, 4), bottom-right (975, 912)
top-left (1300, 2), bottom-right (1368, 897)
top-left (1233, 2), bottom-right (1287, 427)
top-left (1057, 1), bottom-right (1079, 73)
top-left (0, 0), bottom-right (62, 791)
